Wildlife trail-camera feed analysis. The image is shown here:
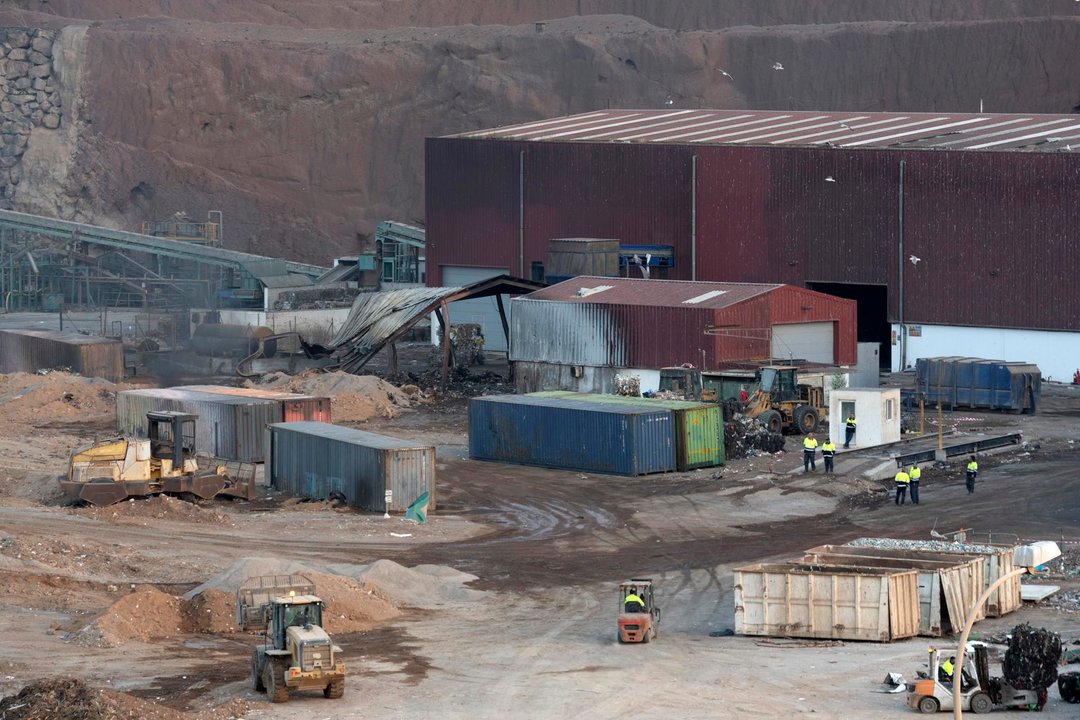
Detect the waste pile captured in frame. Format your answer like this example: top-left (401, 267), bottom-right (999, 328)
top-left (1059, 670), bottom-right (1080, 704)
top-left (614, 374), bottom-right (641, 396)
top-left (724, 414), bottom-right (784, 459)
top-left (847, 537), bottom-right (1002, 554)
top-left (1002, 623), bottom-right (1061, 691)
top-left (0, 677), bottom-right (246, 720)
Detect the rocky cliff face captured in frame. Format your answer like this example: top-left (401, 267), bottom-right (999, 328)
top-left (1, 2), bottom-right (1078, 264)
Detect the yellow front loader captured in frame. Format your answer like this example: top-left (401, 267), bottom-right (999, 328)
top-left (62, 410), bottom-right (254, 506)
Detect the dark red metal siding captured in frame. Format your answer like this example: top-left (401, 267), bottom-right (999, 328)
top-left (612, 304), bottom-right (718, 368)
top-left (900, 151), bottom-right (1080, 330)
top-left (425, 138), bottom-right (522, 284)
top-left (709, 298), bottom-right (772, 363)
top-left (427, 137), bottom-right (1080, 331)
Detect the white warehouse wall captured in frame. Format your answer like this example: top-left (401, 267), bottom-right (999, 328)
top-left (891, 324), bottom-right (1080, 382)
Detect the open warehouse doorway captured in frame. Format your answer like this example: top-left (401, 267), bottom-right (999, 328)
top-left (807, 282), bottom-right (890, 369)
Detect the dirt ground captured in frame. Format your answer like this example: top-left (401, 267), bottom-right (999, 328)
top-left (0, 352), bottom-right (1078, 719)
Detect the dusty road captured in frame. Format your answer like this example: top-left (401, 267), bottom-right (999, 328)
top-left (0, 376), bottom-right (1078, 718)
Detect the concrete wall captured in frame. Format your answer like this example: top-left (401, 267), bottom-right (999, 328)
top-left (849, 342), bottom-right (881, 388)
top-left (891, 324), bottom-right (1077, 382)
top-left (829, 388), bottom-right (901, 449)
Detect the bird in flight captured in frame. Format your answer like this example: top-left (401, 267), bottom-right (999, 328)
top-left (825, 176), bottom-right (836, 183)
top-left (772, 62), bottom-right (784, 71)
top-left (717, 68), bottom-right (734, 80)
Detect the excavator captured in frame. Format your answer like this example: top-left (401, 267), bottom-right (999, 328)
top-left (62, 410), bottom-right (255, 506)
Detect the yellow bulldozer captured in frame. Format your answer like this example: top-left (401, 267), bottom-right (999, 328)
top-left (62, 410), bottom-right (255, 506)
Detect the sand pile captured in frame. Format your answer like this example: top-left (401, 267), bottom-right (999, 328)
top-left (255, 370), bottom-right (409, 422)
top-left (0, 372), bottom-right (118, 426)
top-left (0, 678), bottom-right (248, 720)
top-left (69, 587), bottom-right (185, 647)
top-left (344, 559), bottom-right (486, 609)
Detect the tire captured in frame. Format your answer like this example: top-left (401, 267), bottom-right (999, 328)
top-left (761, 409), bottom-right (783, 434)
top-left (264, 662), bottom-right (289, 704)
top-left (917, 696), bottom-right (940, 714)
top-left (792, 405), bottom-right (819, 434)
top-left (324, 677), bottom-right (345, 699)
top-left (642, 629), bottom-right (651, 644)
top-left (251, 654), bottom-right (265, 692)
top-left (969, 692), bottom-right (992, 714)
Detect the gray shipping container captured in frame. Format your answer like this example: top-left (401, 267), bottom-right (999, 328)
top-left (266, 422), bottom-right (435, 513)
top-left (0, 329), bottom-right (124, 382)
top-left (116, 388), bottom-right (280, 462)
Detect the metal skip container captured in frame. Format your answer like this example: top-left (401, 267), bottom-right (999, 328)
top-left (802, 545), bottom-right (985, 637)
top-left (527, 391), bottom-right (724, 470)
top-left (176, 385), bottom-right (332, 423)
top-left (115, 388), bottom-right (280, 462)
top-left (734, 563), bottom-right (921, 642)
top-left (469, 394), bottom-right (676, 476)
top-left (266, 421), bottom-right (435, 513)
top-left (0, 329), bottom-right (124, 382)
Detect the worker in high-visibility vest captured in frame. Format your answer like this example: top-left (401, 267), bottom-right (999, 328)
top-left (802, 433), bottom-right (818, 472)
top-left (844, 415), bottom-right (857, 448)
top-left (965, 455), bottom-right (978, 494)
top-left (821, 439), bottom-right (836, 474)
top-left (908, 464), bottom-right (922, 504)
top-left (894, 468), bottom-right (910, 505)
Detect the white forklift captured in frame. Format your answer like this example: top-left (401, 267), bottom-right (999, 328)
top-left (907, 644), bottom-right (1043, 713)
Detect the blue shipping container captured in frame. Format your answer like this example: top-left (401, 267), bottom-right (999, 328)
top-left (914, 357), bottom-right (1040, 413)
top-left (469, 395), bottom-right (676, 475)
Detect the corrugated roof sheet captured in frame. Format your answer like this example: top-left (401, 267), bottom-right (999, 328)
top-left (450, 110), bottom-right (1080, 152)
top-left (524, 277), bottom-right (781, 308)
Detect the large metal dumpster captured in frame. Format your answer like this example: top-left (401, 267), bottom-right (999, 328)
top-left (469, 394), bottom-right (676, 476)
top-left (267, 421), bottom-right (435, 513)
top-left (914, 357), bottom-right (1040, 413)
top-left (177, 385), bottom-right (332, 423)
top-left (0, 329), bottom-right (124, 381)
top-left (802, 546), bottom-right (985, 636)
top-left (116, 388), bottom-right (279, 462)
top-left (527, 391), bottom-right (724, 470)
top-left (845, 538), bottom-right (1021, 617)
top-left (734, 563), bottom-right (920, 642)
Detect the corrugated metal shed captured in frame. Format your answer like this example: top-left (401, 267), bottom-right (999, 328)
top-left (469, 394), bottom-right (676, 476)
top-left (116, 388), bottom-right (280, 462)
top-left (427, 110), bottom-right (1080, 332)
top-left (0, 329), bottom-right (124, 382)
top-left (266, 422), bottom-right (435, 513)
top-left (176, 386), bottom-right (332, 423)
top-left (510, 277), bottom-right (856, 367)
top-left (453, 110), bottom-right (1080, 152)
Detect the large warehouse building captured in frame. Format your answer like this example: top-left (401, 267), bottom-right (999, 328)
top-left (425, 110), bottom-right (1080, 380)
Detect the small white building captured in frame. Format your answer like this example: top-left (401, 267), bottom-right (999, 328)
top-left (829, 388), bottom-right (901, 449)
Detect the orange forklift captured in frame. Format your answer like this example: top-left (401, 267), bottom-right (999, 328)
top-left (617, 579), bottom-right (661, 643)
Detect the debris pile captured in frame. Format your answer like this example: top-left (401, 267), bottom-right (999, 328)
top-left (724, 415), bottom-right (785, 459)
top-left (75, 495), bottom-right (234, 526)
top-left (0, 372), bottom-right (118, 426)
top-left (256, 369), bottom-right (409, 422)
top-left (1059, 671), bottom-right (1080, 704)
top-left (846, 537), bottom-right (1002, 554)
top-left (1002, 623), bottom-right (1061, 691)
top-left (614, 374), bottom-right (641, 396)
top-left (0, 678), bottom-right (247, 720)
top-left (448, 323), bottom-right (485, 366)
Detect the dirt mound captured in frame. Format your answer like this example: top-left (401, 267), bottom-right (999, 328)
top-left (303, 571), bottom-right (401, 632)
top-left (0, 678), bottom-right (248, 720)
top-left (69, 587), bottom-right (185, 647)
top-left (256, 370), bottom-right (410, 422)
top-left (75, 495), bottom-right (235, 526)
top-left (0, 372), bottom-right (118, 426)
top-left (184, 589), bottom-right (239, 634)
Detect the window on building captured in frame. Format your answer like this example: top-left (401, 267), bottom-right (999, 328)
top-left (886, 399), bottom-right (894, 420)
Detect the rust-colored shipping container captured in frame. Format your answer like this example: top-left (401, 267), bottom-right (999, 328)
top-left (0, 329), bottom-right (124, 381)
top-left (176, 385), bottom-right (332, 423)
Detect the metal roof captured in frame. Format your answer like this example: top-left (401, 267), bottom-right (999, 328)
top-left (523, 277), bottom-right (783, 308)
top-left (450, 110), bottom-right (1080, 152)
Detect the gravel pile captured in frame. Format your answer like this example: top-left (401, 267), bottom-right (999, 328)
top-left (846, 537), bottom-right (1003, 554)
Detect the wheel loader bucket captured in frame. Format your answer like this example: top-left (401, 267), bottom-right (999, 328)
top-left (185, 474), bottom-right (229, 500)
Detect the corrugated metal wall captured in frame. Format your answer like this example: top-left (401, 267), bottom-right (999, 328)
top-left (116, 389), bottom-right (280, 462)
top-left (469, 395), bottom-right (676, 475)
top-left (0, 330), bottom-right (125, 381)
top-left (267, 422), bottom-right (435, 513)
top-left (510, 286), bottom-right (856, 367)
top-left (427, 138), bottom-right (1080, 331)
top-left (177, 385), bottom-right (332, 422)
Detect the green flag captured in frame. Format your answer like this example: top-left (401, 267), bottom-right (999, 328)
top-left (405, 491), bottom-right (430, 524)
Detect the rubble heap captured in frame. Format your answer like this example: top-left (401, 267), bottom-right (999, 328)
top-left (0, 677), bottom-right (246, 720)
top-left (724, 414), bottom-right (785, 459)
top-left (1002, 623), bottom-right (1061, 691)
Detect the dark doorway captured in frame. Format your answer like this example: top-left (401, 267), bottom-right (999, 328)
top-left (807, 282), bottom-right (891, 369)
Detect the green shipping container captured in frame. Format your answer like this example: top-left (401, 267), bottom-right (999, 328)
top-left (528, 391), bottom-right (724, 470)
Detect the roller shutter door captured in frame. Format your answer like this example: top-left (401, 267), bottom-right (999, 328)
top-left (772, 322), bottom-right (834, 364)
top-left (439, 266), bottom-right (511, 352)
